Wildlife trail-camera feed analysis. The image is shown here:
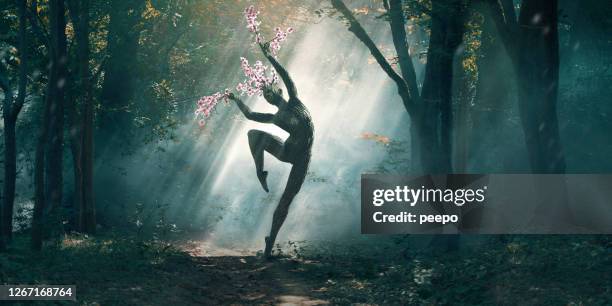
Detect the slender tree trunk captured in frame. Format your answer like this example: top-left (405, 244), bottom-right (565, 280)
top-left (419, 5), bottom-right (446, 173)
top-left (517, 0), bottom-right (570, 227)
top-left (31, 99), bottom-right (49, 251)
top-left (29, 0), bottom-right (49, 251)
top-left (485, 0), bottom-right (571, 228)
top-left (81, 62), bottom-right (96, 234)
top-left (65, 0), bottom-right (84, 233)
top-left (80, 0), bottom-right (96, 234)
top-left (486, 0), bottom-right (566, 173)
top-left (0, 187), bottom-right (3, 250)
top-left (68, 0), bottom-right (96, 233)
top-left (386, 0), bottom-right (422, 171)
top-left (442, 1), bottom-right (466, 172)
top-left (28, 0), bottom-right (46, 251)
top-left (67, 88), bottom-right (83, 231)
top-left (1, 0), bottom-right (28, 244)
top-left (517, 0), bottom-right (565, 173)
top-left (46, 0), bottom-right (67, 219)
top-left (33, 0), bottom-right (67, 248)
top-left (2, 119), bottom-right (17, 240)
top-left (418, 0), bottom-right (466, 251)
top-left (454, 59), bottom-right (471, 173)
top-left (420, 0), bottom-right (466, 173)
top-left (469, 1), bottom-right (514, 170)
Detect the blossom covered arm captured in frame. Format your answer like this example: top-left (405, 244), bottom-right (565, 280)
top-left (260, 43), bottom-right (297, 99)
top-left (230, 94), bottom-right (274, 123)
top-left (193, 5), bottom-right (295, 128)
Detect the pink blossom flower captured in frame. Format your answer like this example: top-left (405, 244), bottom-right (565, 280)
top-left (235, 57), bottom-right (277, 96)
top-left (245, 6), bottom-right (260, 33)
top-left (194, 90), bottom-right (230, 127)
top-left (243, 5), bottom-right (293, 56)
top-left (266, 27), bottom-right (293, 56)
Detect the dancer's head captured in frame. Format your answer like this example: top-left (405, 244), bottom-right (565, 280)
top-left (263, 85), bottom-right (283, 106)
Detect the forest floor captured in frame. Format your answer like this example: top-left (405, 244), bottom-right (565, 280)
top-left (0, 233), bottom-right (611, 305)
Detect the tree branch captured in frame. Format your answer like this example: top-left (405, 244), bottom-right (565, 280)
top-left (13, 0), bottom-right (29, 119)
top-left (330, 0), bottom-right (415, 117)
top-left (0, 65), bottom-right (9, 94)
top-left (26, 0), bottom-right (50, 48)
top-left (500, 0), bottom-right (517, 28)
top-left (485, 0), bottom-right (518, 64)
top-left (385, 0), bottom-right (420, 101)
top-left (92, 56), bottom-right (107, 84)
top-left (0, 63), bottom-right (13, 120)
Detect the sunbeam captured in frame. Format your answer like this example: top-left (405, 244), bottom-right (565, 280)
top-left (194, 11), bottom-right (424, 250)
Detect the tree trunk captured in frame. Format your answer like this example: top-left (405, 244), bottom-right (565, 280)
top-left (0, 187), bottom-right (3, 251)
top-left (486, 0), bottom-right (566, 174)
top-left (68, 0), bottom-right (96, 233)
top-left (81, 62), bottom-right (96, 234)
top-left (517, 0), bottom-right (571, 227)
top-left (420, 0), bottom-right (466, 173)
top-left (485, 0), bottom-right (571, 229)
top-left (469, 1), bottom-right (515, 170)
top-left (418, 0), bottom-right (466, 250)
top-left (453, 57), bottom-right (471, 173)
top-left (517, 0), bottom-right (565, 173)
top-left (33, 0), bottom-right (67, 246)
top-left (29, 0), bottom-right (48, 251)
top-left (32, 93), bottom-right (51, 251)
top-left (65, 0), bottom-right (84, 233)
top-left (98, 1), bottom-right (145, 148)
top-left (2, 119), bottom-right (17, 241)
top-left (46, 0), bottom-right (67, 219)
top-left (1, 0), bottom-right (28, 244)
top-left (386, 0), bottom-right (422, 171)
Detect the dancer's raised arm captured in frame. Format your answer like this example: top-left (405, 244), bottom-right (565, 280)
top-left (229, 93), bottom-right (274, 123)
top-left (259, 43), bottom-right (297, 99)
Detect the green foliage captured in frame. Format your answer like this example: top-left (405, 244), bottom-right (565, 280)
top-left (0, 232), bottom-right (187, 305)
top-left (130, 201), bottom-right (180, 242)
top-left (271, 236), bottom-right (612, 305)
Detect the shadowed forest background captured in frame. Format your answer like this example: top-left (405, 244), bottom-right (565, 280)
top-left (0, 0), bottom-right (611, 304)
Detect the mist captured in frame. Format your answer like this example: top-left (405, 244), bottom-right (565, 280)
top-left (92, 6), bottom-right (426, 251)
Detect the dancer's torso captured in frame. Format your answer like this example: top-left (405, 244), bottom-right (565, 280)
top-left (273, 98), bottom-right (314, 156)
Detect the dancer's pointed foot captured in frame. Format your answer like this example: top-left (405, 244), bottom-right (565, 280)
top-left (257, 170), bottom-right (269, 193)
top-left (264, 236), bottom-right (273, 259)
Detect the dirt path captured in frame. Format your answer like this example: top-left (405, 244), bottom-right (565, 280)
top-left (183, 256), bottom-right (329, 305)
top-left (173, 242), bottom-right (330, 305)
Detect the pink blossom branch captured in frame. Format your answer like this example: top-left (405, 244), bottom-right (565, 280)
top-left (194, 5), bottom-right (294, 127)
